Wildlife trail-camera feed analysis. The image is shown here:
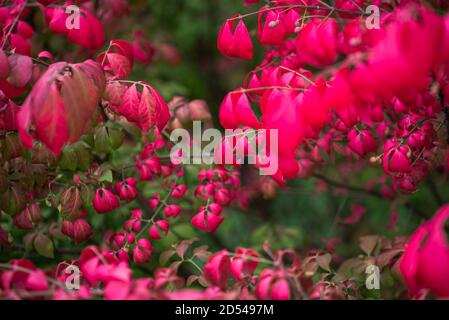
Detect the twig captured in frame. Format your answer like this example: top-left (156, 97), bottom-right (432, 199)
top-left (439, 90), bottom-right (449, 144)
top-left (11, 244), bottom-right (82, 255)
top-left (313, 173), bottom-right (383, 198)
top-left (1, 0), bottom-right (27, 50)
top-left (314, 173), bottom-right (430, 219)
top-left (98, 103), bottom-right (109, 122)
top-left (227, 4), bottom-right (371, 21)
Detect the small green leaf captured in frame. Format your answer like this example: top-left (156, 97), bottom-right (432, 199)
top-left (81, 134), bottom-right (95, 148)
top-left (60, 146), bottom-right (78, 171)
top-left (33, 234), bottom-right (54, 258)
top-left (80, 184), bottom-right (94, 208)
top-left (98, 169), bottom-right (113, 183)
top-left (75, 145), bottom-right (92, 171)
top-left (108, 127), bottom-right (124, 150)
top-left (118, 120), bottom-right (141, 138)
top-left (23, 232), bottom-right (36, 253)
top-left (94, 126), bottom-right (124, 153)
top-left (95, 126), bottom-right (112, 153)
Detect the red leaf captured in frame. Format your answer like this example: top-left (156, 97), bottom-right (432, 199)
top-left (17, 60), bottom-right (105, 155)
top-left (0, 94), bottom-right (19, 131)
top-left (37, 50), bottom-right (54, 60)
top-left (66, 9), bottom-right (105, 50)
top-left (105, 81), bottom-right (127, 106)
top-left (0, 80), bottom-right (27, 99)
top-left (106, 52), bottom-right (132, 79)
top-left (110, 40), bottom-right (134, 66)
top-left (145, 85), bottom-right (170, 130)
top-left (25, 270), bottom-right (49, 291)
top-left (118, 84), bottom-right (140, 122)
top-left (38, 84), bottom-right (70, 154)
top-left (0, 50), bottom-right (10, 80)
top-left (138, 85), bottom-right (158, 132)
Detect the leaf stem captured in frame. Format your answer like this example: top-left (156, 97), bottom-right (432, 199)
top-left (1, 0), bottom-right (27, 50)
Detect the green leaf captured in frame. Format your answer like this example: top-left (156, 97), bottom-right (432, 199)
top-left (118, 120), bottom-right (141, 138)
top-left (95, 126), bottom-right (112, 153)
top-left (172, 223), bottom-right (197, 239)
top-left (75, 144), bottom-right (92, 170)
top-left (23, 232), bottom-right (36, 253)
top-left (33, 234), bottom-right (54, 258)
top-left (81, 134), bottom-right (95, 147)
top-left (98, 169), bottom-right (113, 183)
top-left (60, 146), bottom-right (78, 171)
top-left (60, 142), bottom-right (91, 171)
top-left (94, 126), bottom-right (124, 154)
top-left (108, 127), bottom-right (124, 150)
top-left (80, 184), bottom-right (94, 208)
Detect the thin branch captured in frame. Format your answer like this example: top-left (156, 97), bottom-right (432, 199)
top-left (313, 173), bottom-right (383, 198)
top-left (279, 65), bottom-right (317, 86)
top-left (314, 173), bottom-right (430, 219)
top-left (1, 0), bottom-right (27, 50)
top-left (227, 4), bottom-right (371, 21)
top-left (98, 103), bottom-right (109, 122)
top-left (6, 51), bottom-right (51, 67)
top-left (231, 86), bottom-right (304, 94)
top-left (439, 90), bottom-right (449, 144)
top-left (11, 244), bottom-right (82, 255)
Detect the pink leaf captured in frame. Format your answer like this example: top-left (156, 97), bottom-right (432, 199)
top-left (7, 54), bottom-right (32, 88)
top-left (17, 60), bottom-right (106, 155)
